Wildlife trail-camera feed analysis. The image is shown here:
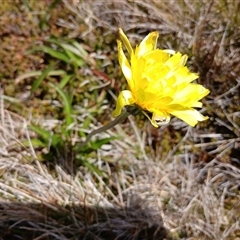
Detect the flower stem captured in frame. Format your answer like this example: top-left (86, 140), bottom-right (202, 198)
top-left (80, 106), bottom-right (139, 147)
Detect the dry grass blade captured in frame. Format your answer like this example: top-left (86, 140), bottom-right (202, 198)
top-left (1, 1), bottom-right (240, 239)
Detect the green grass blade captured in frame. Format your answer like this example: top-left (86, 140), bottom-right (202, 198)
top-left (90, 137), bottom-right (116, 150)
top-left (29, 124), bottom-right (50, 140)
top-left (78, 116), bottom-right (92, 138)
top-left (72, 41), bottom-right (88, 58)
top-left (21, 138), bottom-right (47, 148)
top-left (29, 124), bottom-right (61, 147)
top-left (31, 62), bottom-right (57, 94)
top-left (48, 82), bottom-right (74, 126)
top-left (62, 47), bottom-right (84, 67)
top-left (58, 74), bottom-right (72, 89)
top-left (82, 160), bottom-right (103, 175)
top-left (46, 37), bottom-right (64, 46)
top-left (47, 39), bottom-right (88, 58)
top-left (61, 43), bottom-right (83, 56)
top-left (30, 46), bottom-right (70, 62)
top-left (16, 70), bottom-right (66, 83)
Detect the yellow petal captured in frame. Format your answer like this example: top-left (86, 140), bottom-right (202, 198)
top-left (173, 84), bottom-right (210, 107)
top-left (118, 28), bottom-right (133, 56)
top-left (168, 67), bottom-right (199, 86)
top-left (163, 49), bottom-right (176, 55)
top-left (117, 40), bottom-right (133, 89)
top-left (169, 108), bottom-right (209, 127)
top-left (135, 31), bottom-right (159, 57)
top-left (191, 101), bottom-right (203, 108)
top-left (164, 53), bottom-right (188, 73)
top-left (112, 90), bottom-right (136, 117)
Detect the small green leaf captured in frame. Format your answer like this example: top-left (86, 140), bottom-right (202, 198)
top-left (82, 160), bottom-right (103, 175)
top-left (21, 139), bottom-right (47, 148)
top-left (62, 47), bottom-right (84, 67)
top-left (46, 37), bottom-right (63, 46)
top-left (16, 70), bottom-right (66, 83)
top-left (76, 155), bottom-right (103, 175)
top-left (78, 117), bottom-right (92, 138)
top-left (72, 41), bottom-right (88, 58)
top-left (29, 124), bottom-right (61, 147)
top-left (46, 39), bottom-right (87, 66)
top-left (90, 137), bottom-right (116, 150)
top-left (31, 46), bottom-right (70, 62)
top-left (31, 62), bottom-right (57, 94)
top-left (58, 74), bottom-right (73, 89)
top-left (61, 43), bottom-right (83, 56)
top-left (48, 82), bottom-right (74, 127)
top-left (29, 125), bottom-right (50, 140)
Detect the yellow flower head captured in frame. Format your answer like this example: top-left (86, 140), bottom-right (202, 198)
top-left (113, 28), bottom-right (210, 127)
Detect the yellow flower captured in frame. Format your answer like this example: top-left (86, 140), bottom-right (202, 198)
top-left (113, 28), bottom-right (210, 127)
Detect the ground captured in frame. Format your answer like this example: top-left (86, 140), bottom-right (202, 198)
top-left (0, 1), bottom-right (240, 239)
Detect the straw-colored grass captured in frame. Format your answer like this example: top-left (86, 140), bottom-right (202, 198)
top-left (0, 1), bottom-right (240, 239)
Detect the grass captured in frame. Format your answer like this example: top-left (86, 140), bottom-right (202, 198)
top-left (0, 0), bottom-right (240, 239)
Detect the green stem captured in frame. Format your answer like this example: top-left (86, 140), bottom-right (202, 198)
top-left (80, 108), bottom-right (138, 147)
